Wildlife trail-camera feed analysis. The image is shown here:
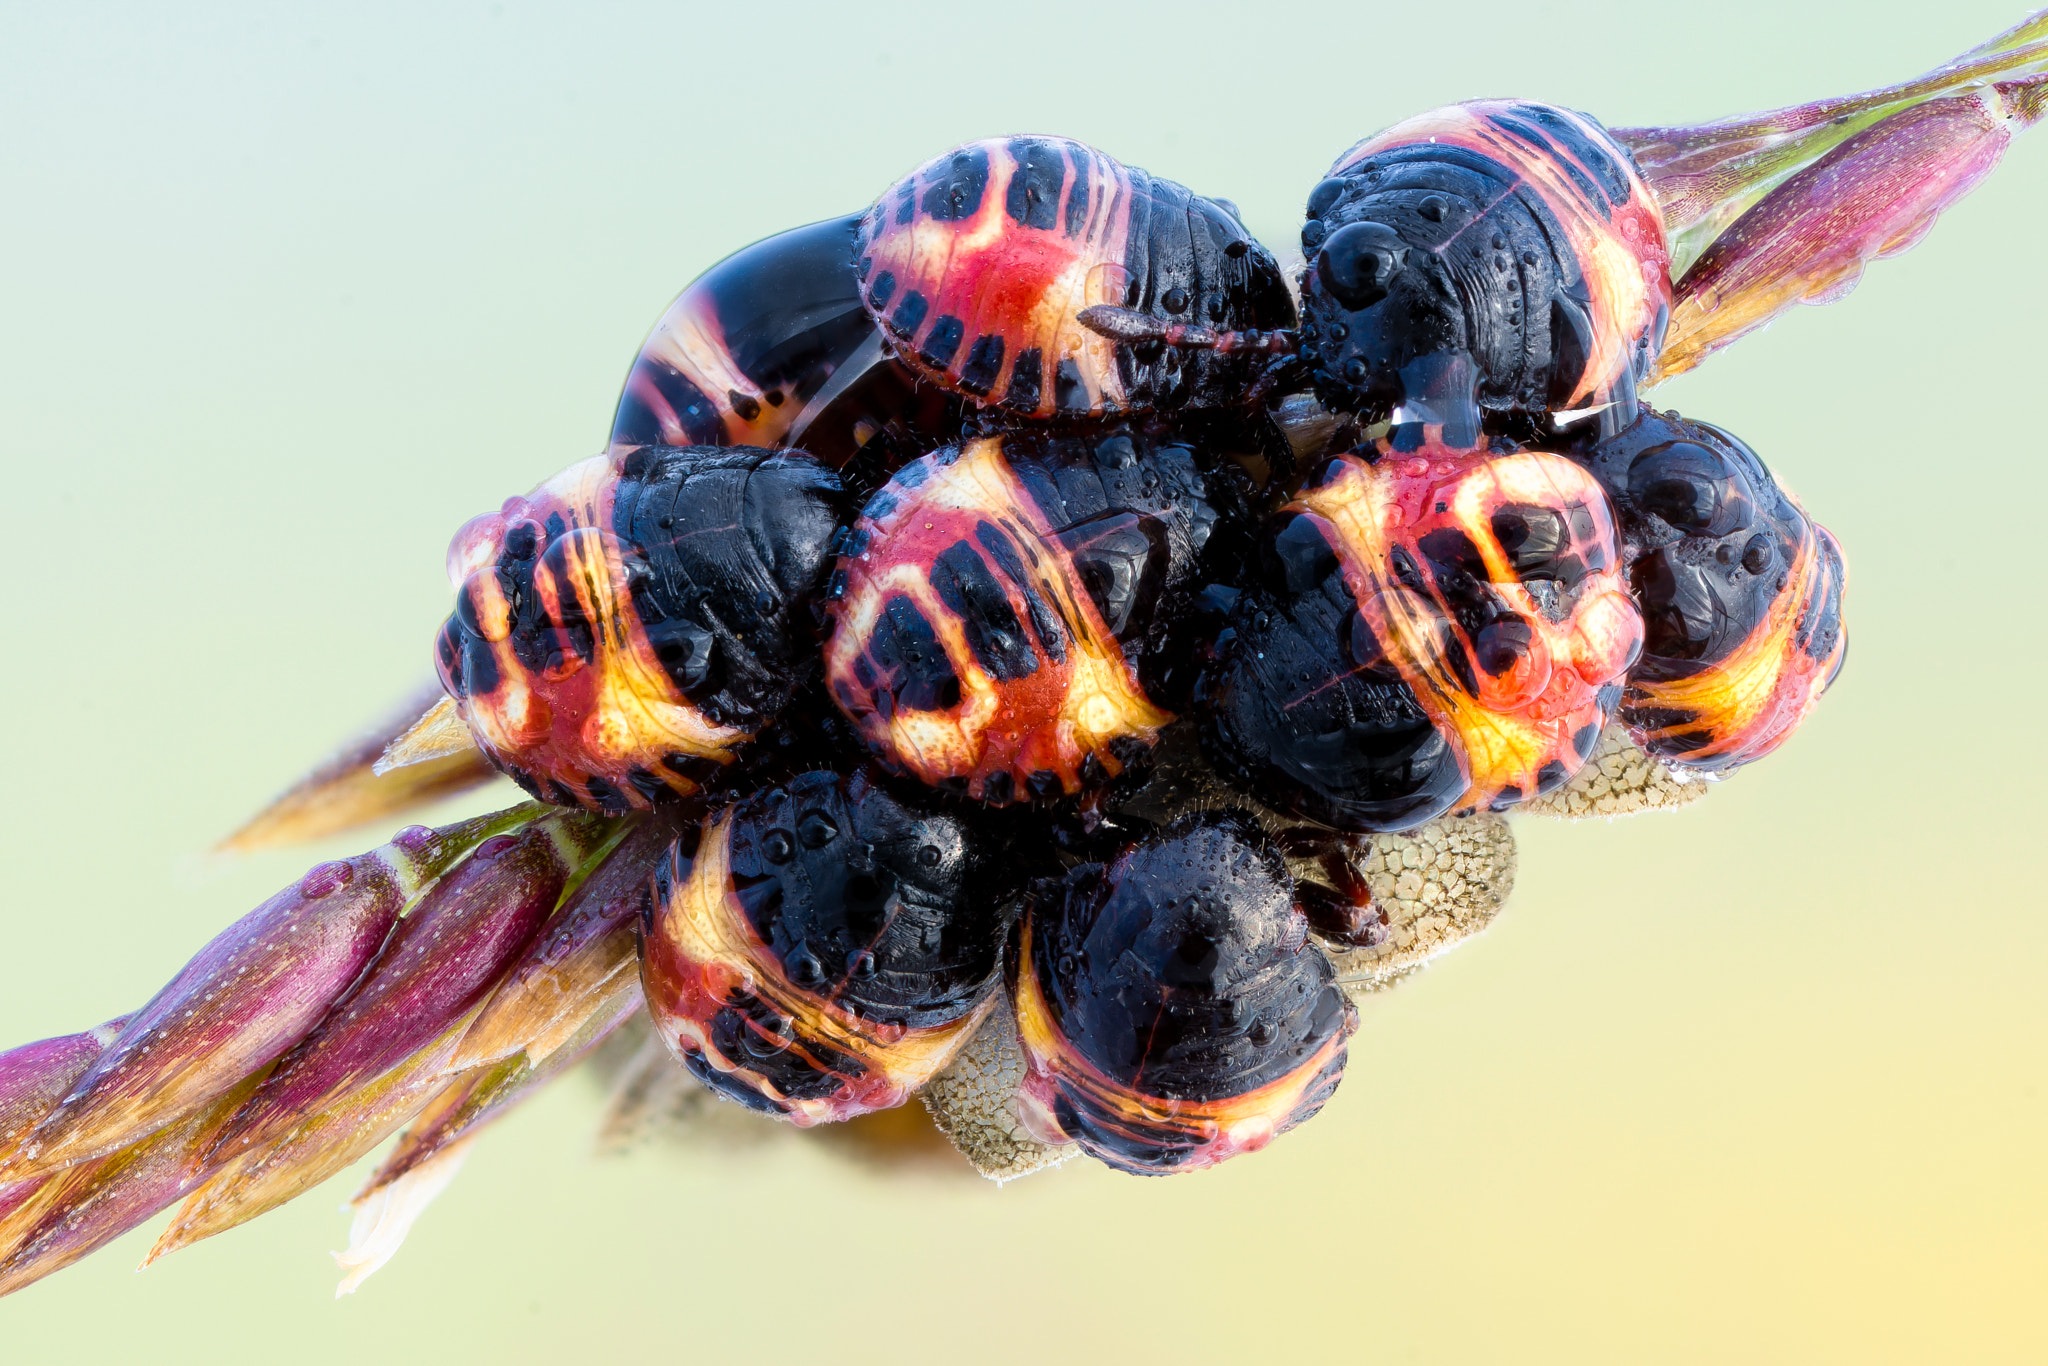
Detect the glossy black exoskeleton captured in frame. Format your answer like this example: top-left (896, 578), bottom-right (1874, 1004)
top-left (1009, 811), bottom-right (1356, 1173)
top-left (640, 768), bottom-right (1012, 1124)
top-left (1298, 102), bottom-right (1672, 444)
top-left (607, 215), bottom-right (967, 469)
top-left (822, 425), bottom-right (1253, 802)
top-left (1569, 407), bottom-right (1846, 770)
top-left (858, 137), bottom-right (1297, 423)
top-left (436, 445), bottom-right (850, 812)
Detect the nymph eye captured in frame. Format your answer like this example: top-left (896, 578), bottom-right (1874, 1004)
top-left (798, 811), bottom-right (839, 848)
top-left (1742, 534), bottom-right (1774, 575)
top-left (785, 946), bottom-right (825, 986)
top-left (1302, 101), bottom-right (1669, 432)
top-left (1316, 221), bottom-right (1409, 311)
top-left (1637, 471), bottom-right (1719, 530)
top-left (1305, 176), bottom-right (1349, 218)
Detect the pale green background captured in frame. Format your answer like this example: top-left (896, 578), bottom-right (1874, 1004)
top-left (1, 3), bottom-right (2043, 1362)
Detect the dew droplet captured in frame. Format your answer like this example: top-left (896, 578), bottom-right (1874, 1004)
top-left (298, 861), bottom-right (354, 899)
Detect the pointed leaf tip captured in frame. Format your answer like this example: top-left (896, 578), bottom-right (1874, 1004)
top-left (0, 1081), bottom-right (259, 1299)
top-left (374, 695), bottom-right (480, 776)
top-left (219, 681), bottom-right (496, 853)
top-left (146, 1020), bottom-right (475, 1265)
top-left (1615, 22), bottom-right (2048, 283)
top-left (1999, 73), bottom-right (2048, 126)
top-left (333, 1134), bottom-right (475, 1297)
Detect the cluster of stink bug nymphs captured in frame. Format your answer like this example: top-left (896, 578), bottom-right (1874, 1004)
top-left (15, 17), bottom-right (2042, 1296)
top-left (435, 110), bottom-right (1844, 1177)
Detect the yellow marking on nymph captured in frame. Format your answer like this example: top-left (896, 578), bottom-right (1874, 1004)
top-left (875, 140), bottom-right (1136, 415)
top-left (1628, 528), bottom-right (1842, 765)
top-left (824, 436), bottom-right (1171, 793)
top-left (640, 290), bottom-right (788, 445)
top-left (1331, 103), bottom-right (1669, 410)
top-left (449, 454), bottom-right (747, 804)
top-left (1011, 916), bottom-right (1349, 1157)
top-left (649, 814), bottom-right (989, 1125)
top-left (1295, 447), bottom-right (1637, 808)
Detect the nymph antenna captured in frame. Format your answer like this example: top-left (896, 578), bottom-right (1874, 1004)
top-left (1077, 305), bottom-right (1298, 356)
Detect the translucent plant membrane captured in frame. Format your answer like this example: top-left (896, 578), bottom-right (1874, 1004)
top-left (1615, 15), bottom-right (2048, 377)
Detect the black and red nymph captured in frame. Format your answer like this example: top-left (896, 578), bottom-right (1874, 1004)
top-left (420, 100), bottom-right (1839, 1164)
top-left (18, 18), bottom-right (2038, 1295)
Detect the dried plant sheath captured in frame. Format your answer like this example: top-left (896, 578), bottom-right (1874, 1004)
top-left (332, 1135), bottom-right (476, 1297)
top-left (200, 812), bottom-right (607, 1166)
top-left (448, 817), bottom-right (672, 1073)
top-left (1616, 16), bottom-right (2048, 273)
top-left (0, 1017), bottom-right (127, 1159)
top-left (0, 811), bottom-right (536, 1181)
top-left (0, 1078), bottom-right (262, 1297)
top-left (1653, 78), bottom-right (2048, 378)
top-left (149, 1023), bottom-right (479, 1261)
top-left (362, 993), bottom-right (642, 1203)
top-left (218, 680), bottom-right (498, 853)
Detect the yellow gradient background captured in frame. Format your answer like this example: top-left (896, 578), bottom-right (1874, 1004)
top-left (1, 4), bottom-right (2042, 1362)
